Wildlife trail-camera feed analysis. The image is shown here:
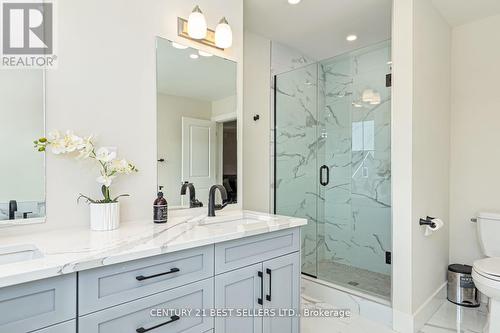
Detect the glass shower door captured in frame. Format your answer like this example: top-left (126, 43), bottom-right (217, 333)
top-left (275, 41), bottom-right (392, 300)
top-left (275, 63), bottom-right (319, 278)
top-left (317, 41), bottom-right (392, 299)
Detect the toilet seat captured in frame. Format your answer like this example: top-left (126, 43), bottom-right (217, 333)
top-left (473, 257), bottom-right (500, 281)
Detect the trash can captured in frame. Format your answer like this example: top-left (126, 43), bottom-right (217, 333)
top-left (447, 264), bottom-right (480, 307)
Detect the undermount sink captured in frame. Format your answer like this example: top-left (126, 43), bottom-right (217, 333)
top-left (197, 212), bottom-right (275, 226)
top-left (0, 244), bottom-right (43, 265)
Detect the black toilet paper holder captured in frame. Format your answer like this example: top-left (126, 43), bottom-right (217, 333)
top-left (419, 216), bottom-right (436, 228)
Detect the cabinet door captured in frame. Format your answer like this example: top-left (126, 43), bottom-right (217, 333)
top-left (215, 263), bottom-right (263, 333)
top-left (263, 252), bottom-right (300, 333)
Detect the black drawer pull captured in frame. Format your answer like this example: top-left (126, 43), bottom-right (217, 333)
top-left (258, 271), bottom-right (263, 305)
top-left (136, 315), bottom-right (180, 333)
top-left (266, 268), bottom-right (272, 302)
top-left (136, 268), bottom-right (180, 281)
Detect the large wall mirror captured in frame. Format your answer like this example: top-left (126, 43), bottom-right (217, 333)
top-left (0, 70), bottom-right (45, 224)
top-left (156, 37), bottom-right (237, 209)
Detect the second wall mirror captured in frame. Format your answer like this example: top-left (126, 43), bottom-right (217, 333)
top-left (156, 37), bottom-right (237, 210)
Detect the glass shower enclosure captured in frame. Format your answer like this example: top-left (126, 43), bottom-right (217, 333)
top-left (274, 41), bottom-right (392, 300)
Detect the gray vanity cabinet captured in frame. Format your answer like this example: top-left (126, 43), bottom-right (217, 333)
top-left (215, 263), bottom-right (264, 333)
top-left (0, 273), bottom-right (76, 333)
top-left (79, 278), bottom-right (214, 333)
top-left (0, 227), bottom-right (301, 333)
top-left (262, 253), bottom-right (300, 333)
top-left (32, 320), bottom-right (76, 333)
top-left (215, 252), bottom-right (300, 333)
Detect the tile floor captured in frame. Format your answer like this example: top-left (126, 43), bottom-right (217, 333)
top-left (301, 296), bottom-right (488, 333)
top-left (316, 261), bottom-right (391, 300)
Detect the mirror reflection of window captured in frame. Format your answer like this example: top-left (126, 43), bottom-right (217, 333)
top-left (0, 70), bottom-right (45, 221)
top-left (156, 37), bottom-right (237, 209)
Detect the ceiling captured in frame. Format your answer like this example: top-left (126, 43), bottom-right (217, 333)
top-left (432, 0), bottom-right (500, 27)
top-left (244, 0), bottom-right (392, 60)
top-left (156, 38), bottom-right (236, 101)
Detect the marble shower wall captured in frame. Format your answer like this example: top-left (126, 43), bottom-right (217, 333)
top-left (319, 41), bottom-right (392, 276)
top-left (275, 41), bottom-right (392, 279)
top-left (275, 63), bottom-right (320, 277)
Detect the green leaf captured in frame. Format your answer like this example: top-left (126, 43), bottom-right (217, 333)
top-left (77, 194), bottom-right (97, 204)
top-left (112, 194), bottom-right (130, 202)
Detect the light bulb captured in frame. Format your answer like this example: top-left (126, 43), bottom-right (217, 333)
top-left (288, 0), bottom-right (302, 4)
top-left (187, 6), bottom-right (207, 39)
top-left (190, 53), bottom-right (199, 59)
top-left (346, 34), bottom-right (358, 42)
top-left (215, 17), bottom-right (233, 49)
top-left (362, 89), bottom-right (374, 103)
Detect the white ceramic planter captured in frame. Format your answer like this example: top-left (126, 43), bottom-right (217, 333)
top-left (90, 202), bottom-right (120, 231)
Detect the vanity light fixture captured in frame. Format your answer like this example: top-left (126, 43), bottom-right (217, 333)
top-left (187, 6), bottom-right (207, 39)
top-left (288, 0), bottom-right (302, 4)
top-left (198, 50), bottom-right (213, 57)
top-left (215, 17), bottom-right (233, 49)
top-left (171, 41), bottom-right (188, 49)
top-left (190, 53), bottom-right (199, 59)
top-left (346, 34), bottom-right (358, 42)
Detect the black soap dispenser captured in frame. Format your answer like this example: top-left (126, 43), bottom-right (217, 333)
top-left (153, 192), bottom-right (168, 223)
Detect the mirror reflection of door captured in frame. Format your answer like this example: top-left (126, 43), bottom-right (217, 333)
top-left (156, 37), bottom-right (237, 208)
top-left (181, 117), bottom-right (216, 206)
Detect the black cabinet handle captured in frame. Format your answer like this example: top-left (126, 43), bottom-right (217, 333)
top-left (320, 165), bottom-right (330, 186)
top-left (258, 271), bottom-right (263, 305)
top-left (136, 268), bottom-right (180, 281)
top-left (266, 268), bottom-right (272, 302)
top-left (136, 315), bottom-right (180, 333)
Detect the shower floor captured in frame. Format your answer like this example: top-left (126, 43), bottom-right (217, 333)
top-left (305, 261), bottom-right (391, 300)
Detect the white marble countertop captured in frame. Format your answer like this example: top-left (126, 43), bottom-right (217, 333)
top-left (0, 210), bottom-right (306, 289)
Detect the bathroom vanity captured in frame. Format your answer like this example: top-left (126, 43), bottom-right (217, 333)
top-left (0, 210), bottom-right (305, 333)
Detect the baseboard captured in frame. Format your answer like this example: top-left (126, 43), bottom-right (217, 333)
top-left (392, 283), bottom-right (446, 333)
top-left (412, 282), bottom-right (447, 332)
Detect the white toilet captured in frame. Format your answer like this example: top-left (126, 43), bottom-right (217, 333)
top-left (472, 212), bottom-right (500, 333)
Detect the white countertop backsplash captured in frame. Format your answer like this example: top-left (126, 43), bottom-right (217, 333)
top-left (0, 209), bottom-right (306, 288)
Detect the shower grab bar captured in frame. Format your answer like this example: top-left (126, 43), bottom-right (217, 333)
top-left (419, 216), bottom-right (436, 228)
top-left (320, 165), bottom-right (329, 186)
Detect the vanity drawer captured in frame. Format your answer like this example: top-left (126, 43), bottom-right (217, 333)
top-left (79, 245), bottom-right (214, 315)
top-left (33, 320), bottom-right (76, 333)
top-left (215, 228), bottom-right (300, 274)
top-left (79, 278), bottom-right (214, 333)
top-left (0, 274), bottom-right (76, 333)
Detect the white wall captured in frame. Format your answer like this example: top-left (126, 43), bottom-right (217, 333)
top-left (0, 71), bottom-right (45, 203)
top-left (449, 14), bottom-right (500, 265)
top-left (211, 95), bottom-right (236, 120)
top-left (411, 0), bottom-right (451, 319)
top-left (157, 94), bottom-right (212, 205)
top-left (242, 31), bottom-right (271, 212)
top-left (392, 0), bottom-right (451, 331)
top-left (391, 0), bottom-right (415, 330)
top-left (2, 0), bottom-right (243, 233)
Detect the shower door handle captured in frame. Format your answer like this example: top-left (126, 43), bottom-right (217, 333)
top-left (320, 165), bottom-right (329, 186)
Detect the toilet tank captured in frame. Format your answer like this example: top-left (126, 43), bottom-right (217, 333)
top-left (477, 212), bottom-right (500, 257)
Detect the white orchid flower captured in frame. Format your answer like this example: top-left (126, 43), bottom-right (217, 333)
top-left (50, 140), bottom-right (67, 154)
top-left (95, 147), bottom-right (117, 163)
top-left (47, 130), bottom-right (61, 142)
top-left (96, 175), bottom-right (115, 187)
top-left (109, 159), bottom-right (134, 174)
top-left (63, 131), bottom-right (84, 153)
top-left (76, 136), bottom-right (94, 159)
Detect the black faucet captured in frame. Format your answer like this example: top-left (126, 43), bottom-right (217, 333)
top-left (208, 185), bottom-right (228, 217)
top-left (180, 182), bottom-right (203, 208)
top-left (9, 200), bottom-right (17, 220)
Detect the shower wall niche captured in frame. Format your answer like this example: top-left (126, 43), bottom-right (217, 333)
top-left (275, 41), bottom-right (392, 300)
